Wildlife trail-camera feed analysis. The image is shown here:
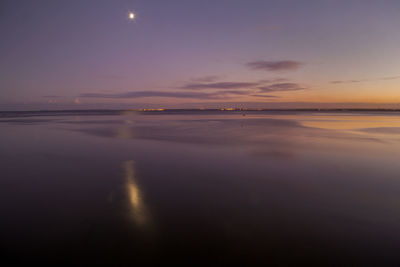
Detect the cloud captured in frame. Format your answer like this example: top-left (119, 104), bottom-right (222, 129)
top-left (251, 94), bottom-right (280, 98)
top-left (181, 78), bottom-right (295, 91)
top-left (80, 79), bottom-right (306, 101)
top-left (80, 90), bottom-right (253, 100)
top-left (380, 76), bottom-right (400, 80)
top-left (246, 60), bottom-right (302, 71)
top-left (258, 83), bottom-right (306, 92)
top-left (330, 80), bottom-right (361, 84)
top-left (220, 90), bottom-right (253, 95)
top-left (330, 75), bottom-right (400, 84)
top-left (259, 78), bottom-right (289, 83)
top-left (182, 82), bottom-right (259, 90)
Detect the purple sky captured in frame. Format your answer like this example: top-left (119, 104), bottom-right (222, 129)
top-left (1, 0), bottom-right (400, 110)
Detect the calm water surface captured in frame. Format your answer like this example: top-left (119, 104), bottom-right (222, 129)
top-left (1, 111), bottom-right (400, 264)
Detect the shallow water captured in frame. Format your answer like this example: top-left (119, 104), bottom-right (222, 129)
top-left (1, 111), bottom-right (400, 264)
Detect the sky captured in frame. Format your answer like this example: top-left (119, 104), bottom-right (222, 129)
top-left (1, 0), bottom-right (400, 110)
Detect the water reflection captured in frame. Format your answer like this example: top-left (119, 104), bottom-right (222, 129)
top-left (123, 160), bottom-right (151, 227)
top-left (3, 111), bottom-right (400, 264)
top-left (73, 116), bottom-right (389, 162)
top-left (116, 125), bottom-right (134, 139)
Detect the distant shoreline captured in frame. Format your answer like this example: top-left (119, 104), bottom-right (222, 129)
top-left (1, 108), bottom-right (400, 118)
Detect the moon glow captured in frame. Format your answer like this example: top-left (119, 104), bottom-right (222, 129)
top-left (129, 12), bottom-right (135, 20)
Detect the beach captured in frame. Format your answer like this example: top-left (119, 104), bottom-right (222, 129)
top-left (1, 110), bottom-right (400, 264)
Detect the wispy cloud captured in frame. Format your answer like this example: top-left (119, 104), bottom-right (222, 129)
top-left (80, 79), bottom-right (307, 100)
top-left (246, 60), bottom-right (303, 71)
top-left (251, 94), bottom-right (280, 98)
top-left (182, 82), bottom-right (259, 90)
top-left (81, 91), bottom-right (219, 99)
top-left (259, 78), bottom-right (289, 83)
top-left (220, 90), bottom-right (253, 95)
top-left (258, 83), bottom-right (306, 92)
top-left (380, 75), bottom-right (400, 80)
top-left (330, 75), bottom-right (400, 84)
top-left (330, 80), bottom-right (361, 84)
top-left (80, 90), bottom-right (256, 100)
top-left (79, 88), bottom-right (286, 100)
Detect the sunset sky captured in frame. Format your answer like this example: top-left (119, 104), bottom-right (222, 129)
top-left (1, 0), bottom-right (400, 110)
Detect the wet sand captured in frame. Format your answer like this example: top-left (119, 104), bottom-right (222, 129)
top-left (1, 111), bottom-right (400, 264)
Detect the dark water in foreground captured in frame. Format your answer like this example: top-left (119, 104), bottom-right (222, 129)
top-left (2, 111), bottom-right (400, 264)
